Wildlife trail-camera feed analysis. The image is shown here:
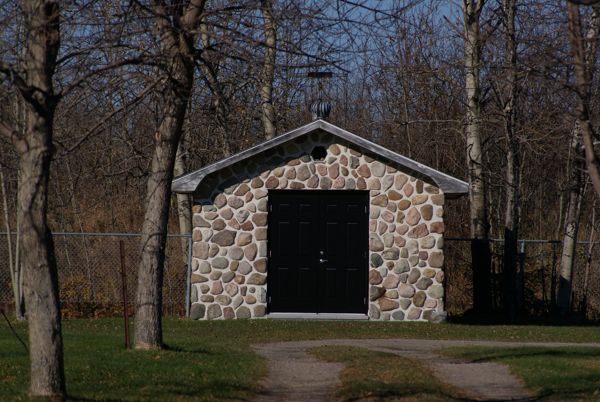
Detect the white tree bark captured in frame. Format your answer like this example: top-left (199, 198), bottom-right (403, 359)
top-left (174, 129), bottom-right (192, 263)
top-left (557, 126), bottom-right (585, 314)
top-left (463, 0), bottom-right (492, 313)
top-left (259, 0), bottom-right (277, 139)
top-left (500, 0), bottom-right (520, 322)
top-left (557, 1), bottom-right (600, 314)
top-left (567, 2), bottom-right (600, 199)
top-left (198, 17), bottom-right (231, 156)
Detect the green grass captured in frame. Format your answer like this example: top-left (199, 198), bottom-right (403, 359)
top-left (441, 346), bottom-right (600, 401)
top-left (1, 319), bottom-right (264, 401)
top-left (308, 346), bottom-right (457, 401)
top-left (1, 318), bottom-right (600, 400)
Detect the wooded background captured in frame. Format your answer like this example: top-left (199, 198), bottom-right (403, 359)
top-left (1, 1), bottom-right (599, 318)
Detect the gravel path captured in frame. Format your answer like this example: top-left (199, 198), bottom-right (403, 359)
top-left (253, 342), bottom-right (343, 402)
top-left (252, 339), bottom-right (600, 402)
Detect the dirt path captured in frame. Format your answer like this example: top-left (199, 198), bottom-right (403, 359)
top-left (252, 339), bottom-right (600, 402)
top-left (253, 342), bottom-right (343, 402)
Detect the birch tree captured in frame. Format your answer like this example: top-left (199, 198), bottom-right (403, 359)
top-left (498, 0), bottom-right (520, 321)
top-left (259, 0), bottom-right (277, 139)
top-left (463, 0), bottom-right (492, 314)
top-left (557, 1), bottom-right (600, 314)
top-left (557, 124), bottom-right (585, 314)
top-left (566, 1), bottom-right (600, 199)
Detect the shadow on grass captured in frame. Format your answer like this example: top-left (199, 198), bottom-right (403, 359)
top-left (463, 347), bottom-right (600, 363)
top-left (445, 347), bottom-right (600, 401)
top-left (162, 343), bottom-right (213, 355)
top-left (449, 309), bottom-right (600, 326)
top-left (68, 381), bottom-right (256, 401)
top-left (339, 383), bottom-right (468, 402)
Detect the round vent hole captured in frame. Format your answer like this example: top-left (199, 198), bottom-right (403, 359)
top-left (311, 146), bottom-right (327, 161)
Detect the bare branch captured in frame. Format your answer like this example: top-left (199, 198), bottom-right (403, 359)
top-left (55, 78), bottom-right (162, 155)
top-left (181, 0), bottom-right (207, 31)
top-left (58, 57), bottom-right (149, 98)
top-left (568, 0), bottom-right (600, 5)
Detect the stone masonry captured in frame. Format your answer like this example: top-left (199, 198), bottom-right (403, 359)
top-left (189, 130), bottom-right (445, 321)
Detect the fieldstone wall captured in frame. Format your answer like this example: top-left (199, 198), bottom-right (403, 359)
top-left (189, 130), bottom-right (445, 321)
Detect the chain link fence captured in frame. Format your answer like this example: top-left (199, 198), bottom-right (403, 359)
top-left (444, 239), bottom-right (600, 321)
top-left (1, 233), bottom-right (599, 320)
top-left (0, 232), bottom-right (191, 318)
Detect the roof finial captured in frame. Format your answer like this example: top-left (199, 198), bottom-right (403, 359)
top-left (307, 71), bottom-right (333, 120)
top-left (309, 100), bottom-right (332, 120)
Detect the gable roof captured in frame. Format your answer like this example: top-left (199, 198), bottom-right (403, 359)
top-left (172, 119), bottom-right (468, 197)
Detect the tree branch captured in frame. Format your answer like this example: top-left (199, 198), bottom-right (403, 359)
top-left (57, 57), bottom-right (149, 98)
top-left (0, 61), bottom-right (39, 107)
top-left (568, 0), bottom-right (600, 5)
top-left (54, 78), bottom-right (161, 155)
top-left (181, 0), bottom-right (207, 31)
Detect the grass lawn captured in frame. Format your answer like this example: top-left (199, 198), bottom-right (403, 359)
top-left (442, 346), bottom-right (600, 401)
top-left (308, 346), bottom-right (457, 401)
top-left (1, 317), bottom-right (600, 400)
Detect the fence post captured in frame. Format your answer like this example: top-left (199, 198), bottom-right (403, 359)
top-left (185, 236), bottom-right (192, 318)
top-left (119, 240), bottom-right (130, 349)
top-left (517, 240), bottom-right (526, 314)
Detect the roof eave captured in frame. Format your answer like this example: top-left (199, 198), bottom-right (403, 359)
top-left (171, 119), bottom-right (470, 198)
top-left (171, 120), bottom-right (326, 193)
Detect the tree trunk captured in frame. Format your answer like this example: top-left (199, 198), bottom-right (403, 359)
top-left (556, 1), bottom-right (600, 315)
top-left (501, 0), bottom-right (520, 322)
top-left (581, 199), bottom-right (596, 315)
top-left (463, 0), bottom-right (492, 314)
top-left (19, 109), bottom-right (65, 398)
top-left (567, 2), bottom-right (600, 199)
top-left (259, 0), bottom-right (277, 139)
top-left (199, 16), bottom-right (231, 156)
top-left (11, 1), bottom-right (66, 398)
top-left (134, 0), bottom-right (202, 350)
top-left (557, 126), bottom-right (585, 315)
top-left (1, 168), bottom-right (25, 321)
top-left (174, 130), bottom-right (192, 263)
top-left (134, 90), bottom-right (187, 348)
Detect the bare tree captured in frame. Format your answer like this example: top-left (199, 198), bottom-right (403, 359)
top-left (0, 0), bottom-right (65, 397)
top-left (174, 130), bottom-right (193, 264)
top-left (463, 0), bottom-right (492, 314)
top-left (557, 1), bottom-right (600, 314)
top-left (1, 166), bottom-right (23, 320)
top-left (197, 14), bottom-right (232, 156)
top-left (567, 1), bottom-right (600, 199)
top-left (134, 0), bottom-right (206, 350)
top-left (557, 125), bottom-right (586, 314)
top-left (498, 0), bottom-right (521, 321)
top-left (259, 0), bottom-right (277, 139)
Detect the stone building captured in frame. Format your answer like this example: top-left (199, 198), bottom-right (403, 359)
top-left (172, 119), bottom-right (467, 321)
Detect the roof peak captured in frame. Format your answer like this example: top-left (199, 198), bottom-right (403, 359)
top-left (172, 120), bottom-right (468, 197)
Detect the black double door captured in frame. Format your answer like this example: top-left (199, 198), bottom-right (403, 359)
top-left (267, 190), bottom-right (369, 314)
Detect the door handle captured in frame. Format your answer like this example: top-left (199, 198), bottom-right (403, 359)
top-left (319, 258), bottom-right (328, 263)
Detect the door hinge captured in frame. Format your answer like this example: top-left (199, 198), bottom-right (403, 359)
top-left (364, 297), bottom-right (367, 305)
top-left (365, 205), bottom-right (368, 214)
top-left (269, 204), bottom-right (272, 212)
top-left (269, 249), bottom-right (272, 257)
